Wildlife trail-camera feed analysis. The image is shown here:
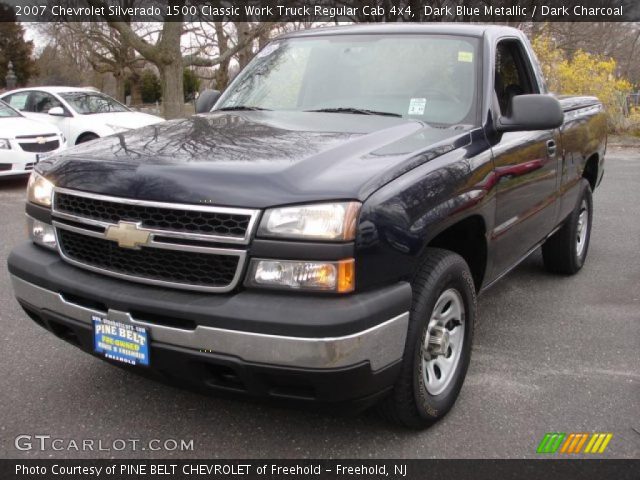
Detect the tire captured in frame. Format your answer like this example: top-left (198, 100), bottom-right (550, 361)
top-left (379, 248), bottom-right (476, 429)
top-left (76, 133), bottom-right (99, 144)
top-left (542, 179), bottom-right (593, 275)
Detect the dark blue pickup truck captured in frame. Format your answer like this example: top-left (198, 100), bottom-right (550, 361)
top-left (9, 24), bottom-right (606, 428)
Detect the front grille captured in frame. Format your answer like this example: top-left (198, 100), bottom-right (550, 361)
top-left (19, 140), bottom-right (59, 153)
top-left (55, 192), bottom-right (251, 239)
top-left (51, 189), bottom-right (257, 292)
top-left (58, 229), bottom-right (240, 289)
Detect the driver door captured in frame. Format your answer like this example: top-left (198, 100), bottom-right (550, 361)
top-left (490, 40), bottom-right (561, 276)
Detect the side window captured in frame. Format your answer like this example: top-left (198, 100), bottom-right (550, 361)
top-left (4, 92), bottom-right (29, 110)
top-left (494, 40), bottom-right (537, 114)
top-left (27, 91), bottom-right (63, 113)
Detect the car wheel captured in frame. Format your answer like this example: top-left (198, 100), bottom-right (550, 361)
top-left (379, 248), bottom-right (476, 429)
top-left (76, 133), bottom-right (99, 144)
top-left (542, 179), bottom-right (593, 275)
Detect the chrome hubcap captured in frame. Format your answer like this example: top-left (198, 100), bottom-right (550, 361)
top-left (421, 288), bottom-right (465, 396)
top-left (576, 200), bottom-right (588, 258)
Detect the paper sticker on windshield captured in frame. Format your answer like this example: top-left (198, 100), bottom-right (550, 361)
top-left (257, 42), bottom-right (280, 58)
top-left (458, 51), bottom-right (473, 62)
top-left (408, 98), bottom-right (427, 115)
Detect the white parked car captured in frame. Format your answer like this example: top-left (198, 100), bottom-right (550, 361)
top-left (0, 100), bottom-right (66, 178)
top-left (0, 87), bottom-right (164, 145)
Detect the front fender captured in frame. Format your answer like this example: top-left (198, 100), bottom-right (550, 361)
top-left (355, 144), bottom-right (495, 291)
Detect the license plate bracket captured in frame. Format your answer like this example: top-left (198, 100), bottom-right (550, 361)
top-left (92, 315), bottom-right (150, 367)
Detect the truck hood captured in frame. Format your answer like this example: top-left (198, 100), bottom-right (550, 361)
top-left (39, 111), bottom-right (471, 208)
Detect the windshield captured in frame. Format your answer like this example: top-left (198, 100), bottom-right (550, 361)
top-left (59, 92), bottom-right (129, 115)
top-left (217, 34), bottom-right (480, 126)
top-left (0, 100), bottom-right (21, 118)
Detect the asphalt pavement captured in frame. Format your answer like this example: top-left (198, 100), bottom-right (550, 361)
top-left (1, 145), bottom-right (638, 459)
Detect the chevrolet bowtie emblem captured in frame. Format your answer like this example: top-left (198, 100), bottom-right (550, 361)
top-left (105, 221), bottom-right (152, 249)
top-left (36, 137), bottom-right (46, 144)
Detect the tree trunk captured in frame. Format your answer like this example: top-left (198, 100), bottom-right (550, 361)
top-left (234, 22), bottom-right (254, 70)
top-left (213, 21), bottom-right (230, 90)
top-left (127, 66), bottom-right (143, 106)
top-left (114, 70), bottom-right (126, 102)
top-left (214, 62), bottom-right (230, 91)
top-left (156, 20), bottom-right (185, 119)
top-left (159, 60), bottom-right (184, 119)
top-left (258, 23), bottom-right (273, 50)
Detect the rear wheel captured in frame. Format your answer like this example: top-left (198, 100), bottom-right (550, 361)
top-left (380, 248), bottom-right (476, 429)
top-left (542, 179), bottom-right (593, 274)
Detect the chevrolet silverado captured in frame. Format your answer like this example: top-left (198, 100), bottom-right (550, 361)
top-left (8, 24), bottom-right (606, 428)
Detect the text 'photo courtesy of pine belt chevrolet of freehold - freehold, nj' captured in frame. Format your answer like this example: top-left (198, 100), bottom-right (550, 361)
top-left (0, 1), bottom-right (638, 479)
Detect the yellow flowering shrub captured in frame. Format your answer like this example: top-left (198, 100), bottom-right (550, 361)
top-left (532, 35), bottom-right (632, 132)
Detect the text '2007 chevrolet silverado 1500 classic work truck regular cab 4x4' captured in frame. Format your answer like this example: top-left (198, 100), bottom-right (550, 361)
top-left (9, 25), bottom-right (606, 428)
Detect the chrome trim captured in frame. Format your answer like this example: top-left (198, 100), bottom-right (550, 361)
top-left (11, 276), bottom-right (409, 371)
top-left (52, 222), bottom-right (247, 293)
top-left (15, 133), bottom-right (60, 140)
top-left (52, 220), bottom-right (245, 255)
top-left (50, 187), bottom-right (259, 293)
top-left (52, 187), bottom-right (261, 245)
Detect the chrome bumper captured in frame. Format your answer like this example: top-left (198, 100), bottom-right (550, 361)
top-left (11, 276), bottom-right (409, 371)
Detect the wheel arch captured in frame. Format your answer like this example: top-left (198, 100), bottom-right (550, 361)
top-left (582, 153), bottom-right (599, 191)
top-left (424, 214), bottom-right (488, 292)
top-left (75, 132), bottom-right (99, 145)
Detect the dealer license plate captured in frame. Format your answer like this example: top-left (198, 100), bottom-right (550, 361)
top-left (92, 315), bottom-right (150, 367)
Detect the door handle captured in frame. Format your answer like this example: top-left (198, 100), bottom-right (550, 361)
top-left (546, 140), bottom-right (557, 157)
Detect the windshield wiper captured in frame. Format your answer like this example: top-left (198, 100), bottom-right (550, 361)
top-left (217, 106), bottom-right (271, 111)
top-left (305, 107), bottom-right (402, 118)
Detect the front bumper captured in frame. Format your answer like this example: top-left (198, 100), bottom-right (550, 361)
top-left (8, 242), bottom-right (412, 402)
top-left (0, 150), bottom-right (35, 177)
top-left (0, 147), bottom-right (63, 177)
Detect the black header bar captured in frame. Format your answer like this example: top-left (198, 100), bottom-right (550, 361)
top-left (1, 0), bottom-right (639, 22)
top-left (2, 459), bottom-right (640, 480)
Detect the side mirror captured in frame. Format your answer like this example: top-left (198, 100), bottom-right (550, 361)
top-left (497, 94), bottom-right (564, 132)
top-left (48, 107), bottom-right (65, 117)
top-left (195, 89), bottom-right (221, 114)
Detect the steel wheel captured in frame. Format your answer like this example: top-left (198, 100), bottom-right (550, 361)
top-left (421, 288), bottom-right (465, 396)
top-left (576, 199), bottom-right (589, 259)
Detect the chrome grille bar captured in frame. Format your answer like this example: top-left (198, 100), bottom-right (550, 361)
top-left (52, 187), bottom-right (260, 245)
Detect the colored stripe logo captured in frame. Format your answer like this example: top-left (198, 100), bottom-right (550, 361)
top-left (537, 433), bottom-right (612, 454)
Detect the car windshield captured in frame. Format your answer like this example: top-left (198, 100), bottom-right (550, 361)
top-left (217, 34), bottom-right (480, 126)
top-left (59, 92), bottom-right (129, 115)
top-left (0, 100), bottom-right (21, 118)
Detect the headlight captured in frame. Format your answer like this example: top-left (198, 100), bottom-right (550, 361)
top-left (246, 258), bottom-right (355, 293)
top-left (258, 202), bottom-right (360, 241)
top-left (27, 172), bottom-right (55, 207)
top-left (107, 124), bottom-right (131, 134)
top-left (0, 139), bottom-right (11, 149)
top-left (27, 216), bottom-right (57, 250)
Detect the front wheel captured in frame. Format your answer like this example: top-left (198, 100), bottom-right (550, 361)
top-left (380, 248), bottom-right (476, 429)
